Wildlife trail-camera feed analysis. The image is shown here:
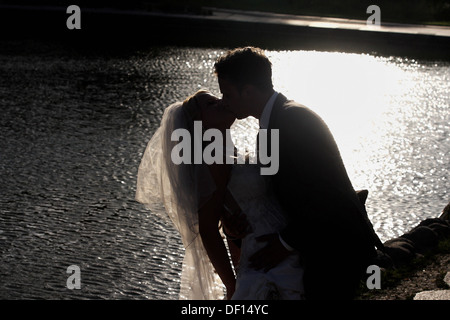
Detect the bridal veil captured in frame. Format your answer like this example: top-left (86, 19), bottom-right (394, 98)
top-left (136, 101), bottom-right (225, 299)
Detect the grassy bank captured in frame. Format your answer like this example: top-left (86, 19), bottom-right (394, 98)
top-left (7, 0), bottom-right (450, 26)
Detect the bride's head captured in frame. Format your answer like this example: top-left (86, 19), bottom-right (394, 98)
top-left (183, 89), bottom-right (236, 131)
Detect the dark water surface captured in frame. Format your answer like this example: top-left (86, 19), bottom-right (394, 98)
top-left (0, 41), bottom-right (448, 299)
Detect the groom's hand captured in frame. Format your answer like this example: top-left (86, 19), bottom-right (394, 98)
top-left (249, 233), bottom-right (292, 272)
top-left (222, 190), bottom-right (251, 240)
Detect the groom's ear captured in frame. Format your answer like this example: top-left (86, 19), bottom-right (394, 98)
top-left (240, 84), bottom-right (256, 98)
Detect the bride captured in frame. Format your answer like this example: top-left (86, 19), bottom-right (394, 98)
top-left (136, 90), bottom-right (305, 300)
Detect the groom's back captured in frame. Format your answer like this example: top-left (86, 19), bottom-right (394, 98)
top-left (271, 97), bottom-right (356, 214)
top-left (270, 96), bottom-right (380, 299)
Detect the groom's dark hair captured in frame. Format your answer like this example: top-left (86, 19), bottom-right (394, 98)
top-left (214, 47), bottom-right (273, 92)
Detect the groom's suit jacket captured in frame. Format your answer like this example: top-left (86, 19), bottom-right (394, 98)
top-left (266, 93), bottom-right (383, 299)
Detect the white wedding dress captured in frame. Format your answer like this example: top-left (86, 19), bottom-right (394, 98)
top-left (227, 162), bottom-right (305, 300)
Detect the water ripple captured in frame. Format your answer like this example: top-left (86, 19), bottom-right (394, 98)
top-left (0, 44), bottom-right (448, 299)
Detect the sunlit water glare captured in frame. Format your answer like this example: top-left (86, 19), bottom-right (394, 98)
top-left (0, 46), bottom-right (448, 299)
top-left (233, 50), bottom-right (449, 241)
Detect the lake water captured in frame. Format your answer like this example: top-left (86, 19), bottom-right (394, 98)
top-left (0, 44), bottom-right (448, 299)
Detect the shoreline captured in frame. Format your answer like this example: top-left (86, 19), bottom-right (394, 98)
top-left (359, 251), bottom-right (450, 300)
top-left (1, 5), bottom-right (450, 59)
top-left (358, 203), bottom-right (450, 300)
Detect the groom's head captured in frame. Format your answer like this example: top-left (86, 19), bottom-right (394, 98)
top-left (214, 47), bottom-right (273, 119)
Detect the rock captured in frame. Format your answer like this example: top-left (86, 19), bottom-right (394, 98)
top-left (418, 217), bottom-right (446, 227)
top-left (382, 238), bottom-right (416, 266)
top-left (427, 223), bottom-right (450, 240)
top-left (401, 226), bottom-right (439, 253)
top-left (445, 272), bottom-right (450, 287)
top-left (413, 290), bottom-right (450, 300)
top-left (384, 237), bottom-right (415, 249)
top-left (439, 202), bottom-right (450, 221)
top-left (413, 271), bottom-right (450, 300)
top-left (384, 239), bottom-right (415, 258)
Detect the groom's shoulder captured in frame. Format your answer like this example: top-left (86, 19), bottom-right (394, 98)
top-left (284, 99), bottom-right (307, 111)
top-left (279, 97), bottom-right (317, 120)
top-left (277, 93), bottom-right (310, 112)
top-left (273, 96), bottom-right (326, 132)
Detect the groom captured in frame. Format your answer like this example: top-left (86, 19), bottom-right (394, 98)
top-left (215, 47), bottom-right (384, 299)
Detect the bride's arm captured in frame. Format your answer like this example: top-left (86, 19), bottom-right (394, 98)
top-left (198, 164), bottom-right (236, 299)
top-left (226, 237), bottom-right (241, 270)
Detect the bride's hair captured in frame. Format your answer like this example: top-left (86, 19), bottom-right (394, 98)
top-left (182, 89), bottom-right (211, 122)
